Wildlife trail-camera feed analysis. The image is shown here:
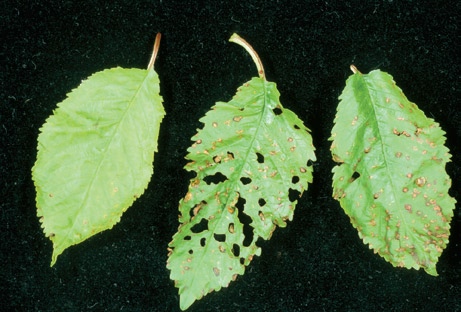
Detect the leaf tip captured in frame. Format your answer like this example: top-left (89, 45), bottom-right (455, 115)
top-left (424, 265), bottom-right (438, 277)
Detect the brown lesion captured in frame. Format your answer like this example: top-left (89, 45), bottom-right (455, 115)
top-left (415, 177), bottom-right (426, 187)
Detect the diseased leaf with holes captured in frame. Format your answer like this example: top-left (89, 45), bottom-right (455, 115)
top-left (32, 67), bottom-right (165, 266)
top-left (167, 76), bottom-right (315, 309)
top-left (330, 68), bottom-right (456, 276)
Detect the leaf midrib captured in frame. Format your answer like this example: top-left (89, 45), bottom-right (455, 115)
top-left (62, 70), bottom-right (150, 247)
top-left (361, 74), bottom-right (408, 242)
top-left (188, 78), bottom-right (269, 292)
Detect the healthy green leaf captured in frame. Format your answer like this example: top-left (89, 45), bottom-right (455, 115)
top-left (33, 66), bottom-right (165, 266)
top-left (330, 66), bottom-right (456, 276)
top-left (167, 74), bottom-right (315, 309)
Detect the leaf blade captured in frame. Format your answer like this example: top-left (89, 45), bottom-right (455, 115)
top-left (33, 67), bottom-right (165, 265)
top-left (168, 77), bottom-right (315, 309)
top-left (330, 69), bottom-right (456, 275)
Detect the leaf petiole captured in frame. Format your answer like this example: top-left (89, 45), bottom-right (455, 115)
top-left (229, 33), bottom-right (265, 80)
top-left (147, 33), bottom-right (162, 70)
top-left (350, 64), bottom-right (361, 74)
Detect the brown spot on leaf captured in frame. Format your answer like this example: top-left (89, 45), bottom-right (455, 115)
top-left (191, 179), bottom-right (200, 188)
top-left (332, 154), bottom-right (344, 163)
top-left (233, 116), bottom-right (243, 122)
top-left (193, 202), bottom-right (203, 216)
top-left (212, 122), bottom-right (218, 128)
top-left (405, 204), bottom-right (412, 213)
top-left (184, 192), bottom-right (192, 202)
top-left (213, 155), bottom-right (221, 163)
top-left (351, 116), bottom-right (358, 126)
top-left (415, 177), bottom-right (426, 187)
top-left (259, 211), bottom-right (265, 221)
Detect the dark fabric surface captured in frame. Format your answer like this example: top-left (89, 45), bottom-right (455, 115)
top-left (1, 1), bottom-right (460, 311)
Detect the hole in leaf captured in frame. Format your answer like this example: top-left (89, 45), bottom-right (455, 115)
top-left (191, 218), bottom-right (208, 233)
top-left (294, 124), bottom-right (300, 130)
top-left (235, 195), bottom-right (253, 247)
top-left (214, 233), bottom-right (226, 242)
top-left (200, 237), bottom-right (206, 247)
top-left (232, 244), bottom-right (240, 257)
top-left (273, 106), bottom-right (282, 115)
top-left (292, 176), bottom-right (300, 184)
top-left (288, 188), bottom-right (301, 202)
top-left (227, 151), bottom-right (235, 160)
top-left (258, 198), bottom-right (266, 206)
top-left (350, 171), bottom-right (360, 181)
top-left (306, 159), bottom-right (313, 167)
top-left (240, 177), bottom-right (252, 185)
top-left (204, 172), bottom-right (227, 185)
top-left (256, 152), bottom-right (264, 163)
top-left (240, 258), bottom-right (245, 265)
top-left (188, 249), bottom-right (193, 254)
top-left (184, 235), bottom-right (191, 241)
top-left (228, 223), bottom-right (235, 234)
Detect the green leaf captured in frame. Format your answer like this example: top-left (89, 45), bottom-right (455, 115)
top-left (32, 66), bottom-right (165, 266)
top-left (167, 75), bottom-right (315, 309)
top-left (330, 67), bottom-right (456, 276)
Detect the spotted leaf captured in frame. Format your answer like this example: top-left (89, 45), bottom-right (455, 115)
top-left (167, 34), bottom-right (315, 310)
top-left (330, 66), bottom-right (456, 276)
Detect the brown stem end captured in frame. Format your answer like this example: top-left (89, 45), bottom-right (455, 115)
top-left (350, 64), bottom-right (361, 74)
top-left (147, 33), bottom-right (162, 70)
top-left (229, 33), bottom-right (265, 80)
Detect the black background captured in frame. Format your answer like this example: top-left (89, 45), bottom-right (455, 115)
top-left (1, 1), bottom-right (460, 311)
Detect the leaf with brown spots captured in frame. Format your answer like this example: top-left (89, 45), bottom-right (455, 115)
top-left (330, 65), bottom-right (456, 276)
top-left (167, 34), bottom-right (316, 310)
